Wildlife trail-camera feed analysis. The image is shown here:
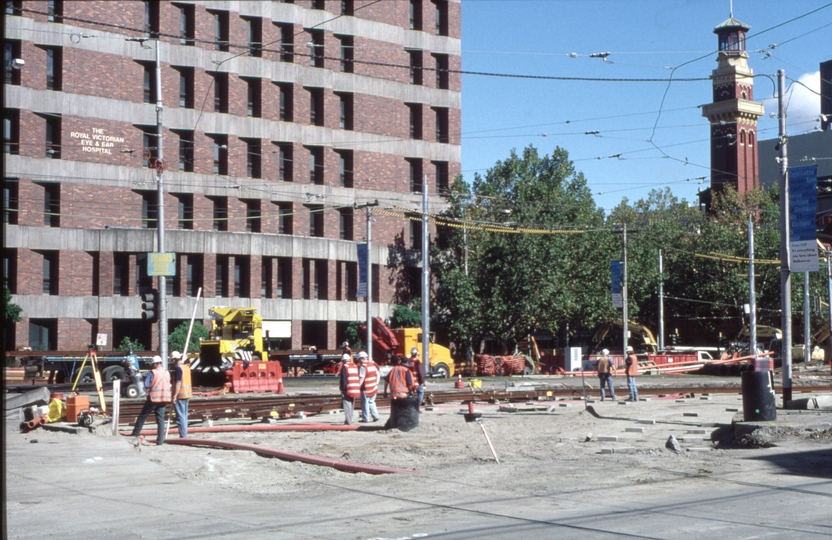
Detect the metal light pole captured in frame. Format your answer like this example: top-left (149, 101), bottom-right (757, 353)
top-left (749, 214), bottom-right (756, 354)
top-left (827, 248), bottom-right (832, 349)
top-left (421, 177), bottom-right (430, 366)
top-left (804, 271), bottom-right (810, 363)
top-left (366, 204), bottom-right (372, 362)
top-left (658, 248), bottom-right (664, 350)
top-left (777, 69), bottom-right (793, 404)
top-left (622, 223), bottom-right (628, 358)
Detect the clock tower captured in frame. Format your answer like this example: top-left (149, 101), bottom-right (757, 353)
top-left (701, 15), bottom-right (764, 195)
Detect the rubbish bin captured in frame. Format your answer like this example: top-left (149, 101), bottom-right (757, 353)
top-left (386, 396), bottom-right (420, 431)
top-left (741, 370), bottom-right (776, 421)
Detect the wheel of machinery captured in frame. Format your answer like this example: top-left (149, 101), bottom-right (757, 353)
top-left (103, 366), bottom-right (126, 382)
top-left (78, 410), bottom-right (94, 427)
top-left (76, 367), bottom-right (95, 384)
top-left (432, 363), bottom-right (450, 378)
top-left (124, 384), bottom-right (140, 399)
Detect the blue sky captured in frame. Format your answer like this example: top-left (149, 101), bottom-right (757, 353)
top-left (460, 0), bottom-right (832, 213)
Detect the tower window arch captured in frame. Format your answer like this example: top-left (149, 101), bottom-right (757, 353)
top-left (740, 130), bottom-right (746, 145)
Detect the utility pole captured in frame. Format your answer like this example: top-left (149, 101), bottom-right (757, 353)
top-left (154, 38), bottom-right (168, 370)
top-left (658, 248), bottom-right (664, 350)
top-left (804, 272), bottom-right (810, 363)
top-left (421, 177), bottom-right (430, 367)
top-left (749, 214), bottom-right (756, 355)
top-left (358, 201), bottom-right (378, 361)
top-left (827, 248), bottom-right (832, 351)
top-left (622, 223), bottom-right (628, 358)
top-left (777, 69), bottom-right (793, 404)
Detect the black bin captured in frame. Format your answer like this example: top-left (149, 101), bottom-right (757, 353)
top-left (741, 370), bottom-right (777, 421)
top-left (386, 396), bottom-right (420, 431)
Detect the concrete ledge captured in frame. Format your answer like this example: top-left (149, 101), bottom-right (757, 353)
top-left (597, 435), bottom-right (618, 442)
top-left (625, 427), bottom-right (645, 433)
top-left (638, 419), bottom-right (656, 424)
top-left (683, 412), bottom-right (699, 417)
top-left (601, 447), bottom-right (635, 454)
top-left (785, 395), bottom-right (832, 410)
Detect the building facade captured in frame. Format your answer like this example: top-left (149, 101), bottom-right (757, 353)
top-left (3, 0), bottom-right (461, 352)
top-left (701, 15), bottom-right (764, 195)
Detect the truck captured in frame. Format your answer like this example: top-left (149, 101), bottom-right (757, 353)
top-left (10, 348), bottom-right (158, 390)
top-left (364, 317), bottom-right (456, 377)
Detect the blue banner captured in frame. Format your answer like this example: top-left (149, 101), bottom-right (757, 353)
top-left (357, 243), bottom-right (367, 298)
top-left (789, 165), bottom-right (819, 272)
top-left (610, 260), bottom-right (622, 308)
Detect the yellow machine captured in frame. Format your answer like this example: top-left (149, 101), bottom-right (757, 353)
top-left (195, 307), bottom-right (268, 374)
top-left (391, 327), bottom-right (456, 378)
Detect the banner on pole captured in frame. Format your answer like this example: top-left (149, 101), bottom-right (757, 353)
top-left (789, 164), bottom-right (819, 272)
top-left (357, 243), bottom-right (367, 298)
top-left (610, 260), bottom-right (623, 308)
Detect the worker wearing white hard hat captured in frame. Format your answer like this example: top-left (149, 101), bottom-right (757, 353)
top-left (356, 352), bottom-right (380, 422)
top-left (339, 353), bottom-right (359, 425)
top-left (407, 347), bottom-right (426, 408)
top-left (130, 355), bottom-right (171, 445)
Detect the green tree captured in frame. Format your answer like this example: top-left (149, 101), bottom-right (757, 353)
top-left (5, 287), bottom-right (22, 324)
top-left (168, 321), bottom-right (210, 354)
top-left (343, 321), bottom-right (364, 349)
top-left (390, 302), bottom-right (422, 328)
top-left (116, 336), bottom-right (145, 352)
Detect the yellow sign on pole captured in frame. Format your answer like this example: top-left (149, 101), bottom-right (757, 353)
top-left (148, 252), bottom-right (176, 276)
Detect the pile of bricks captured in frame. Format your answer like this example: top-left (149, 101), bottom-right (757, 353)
top-left (474, 355), bottom-right (527, 376)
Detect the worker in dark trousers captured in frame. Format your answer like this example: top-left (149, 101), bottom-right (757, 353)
top-left (130, 356), bottom-right (172, 445)
top-left (339, 353), bottom-right (360, 425)
top-left (170, 351), bottom-right (192, 437)
top-left (625, 346), bottom-right (639, 401)
top-left (408, 348), bottom-right (426, 407)
top-left (383, 356), bottom-right (415, 429)
top-left (595, 349), bottom-right (616, 401)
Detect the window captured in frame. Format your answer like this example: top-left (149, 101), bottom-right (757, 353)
top-left (433, 160), bottom-right (449, 194)
top-left (244, 77), bottom-right (261, 117)
top-left (308, 88), bottom-right (324, 126)
top-left (310, 29), bottom-right (324, 68)
top-left (337, 93), bottom-right (353, 130)
top-left (410, 0), bottom-right (422, 30)
top-left (276, 258), bottom-right (292, 298)
top-left (345, 261), bottom-right (357, 299)
top-left (432, 53), bottom-right (449, 89)
top-left (139, 61), bottom-right (155, 103)
top-left (341, 0), bottom-right (354, 16)
top-left (186, 254), bottom-right (203, 296)
top-left (407, 103), bottom-right (422, 139)
top-left (29, 320), bottom-right (56, 351)
top-left (42, 183), bottom-right (60, 227)
top-left (308, 205), bottom-right (324, 237)
top-left (210, 135), bottom-right (228, 175)
top-left (339, 208), bottom-right (353, 240)
top-left (175, 130), bottom-right (194, 172)
top-left (234, 257), bottom-right (250, 297)
top-left (245, 16), bottom-right (263, 57)
top-left (307, 146), bottom-right (324, 184)
top-left (135, 253), bottom-right (152, 295)
top-left (144, 0), bottom-right (160, 36)
top-left (211, 72), bottom-right (228, 113)
top-left (47, 0), bottom-right (62, 23)
top-left (215, 255), bottom-right (229, 297)
top-left (210, 196), bottom-right (228, 231)
top-left (243, 138), bottom-right (261, 178)
top-left (5, 41), bottom-right (21, 85)
top-left (113, 253), bottom-right (129, 296)
top-left (276, 202), bottom-right (293, 234)
top-left (4, 108), bottom-right (19, 154)
top-left (274, 142), bottom-right (293, 181)
top-left (275, 82), bottom-right (293, 121)
top-left (175, 194), bottom-right (193, 229)
top-left (138, 190), bottom-right (157, 229)
top-left (432, 0), bottom-right (448, 36)
top-left (338, 35), bottom-right (353, 73)
top-left (176, 3), bottom-right (195, 45)
top-left (138, 126), bottom-right (157, 167)
top-left (175, 67), bottom-right (194, 108)
top-left (3, 181), bottom-right (18, 225)
top-left (408, 50), bottom-right (422, 85)
top-left (434, 107), bottom-right (449, 143)
top-left (5, 1), bottom-right (22, 16)
top-left (38, 251), bottom-right (58, 294)
top-left (410, 219), bottom-right (423, 250)
top-left (314, 260), bottom-right (328, 299)
top-left (337, 150), bottom-right (353, 187)
top-left (261, 257), bottom-right (273, 297)
top-left (209, 10), bottom-right (229, 52)
top-left (44, 114), bottom-right (61, 159)
top-left (243, 200), bottom-right (261, 233)
top-left (44, 46), bottom-right (62, 91)
top-left (408, 158), bottom-right (422, 193)
top-left (276, 22), bottom-right (294, 62)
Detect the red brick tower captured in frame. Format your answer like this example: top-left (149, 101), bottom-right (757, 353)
top-left (701, 15), bottom-right (764, 194)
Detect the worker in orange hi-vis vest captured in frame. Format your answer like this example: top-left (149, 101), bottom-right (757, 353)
top-left (357, 351), bottom-right (380, 423)
top-left (130, 356), bottom-right (171, 445)
top-left (339, 353), bottom-right (360, 425)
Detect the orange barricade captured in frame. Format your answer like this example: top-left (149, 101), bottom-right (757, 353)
top-left (226, 361), bottom-right (285, 394)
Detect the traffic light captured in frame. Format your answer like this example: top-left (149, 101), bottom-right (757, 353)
top-left (141, 290), bottom-right (158, 322)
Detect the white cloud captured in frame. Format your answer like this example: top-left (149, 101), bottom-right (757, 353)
top-left (760, 71), bottom-right (821, 133)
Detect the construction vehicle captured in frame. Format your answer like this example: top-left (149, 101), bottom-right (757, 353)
top-left (364, 318), bottom-right (455, 377)
top-left (11, 349), bottom-right (158, 387)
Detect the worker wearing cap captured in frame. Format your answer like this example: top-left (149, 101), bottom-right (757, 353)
top-left (625, 346), bottom-right (639, 402)
top-left (170, 351), bottom-right (192, 438)
top-left (130, 355), bottom-right (171, 445)
top-left (339, 353), bottom-right (360, 425)
top-left (357, 351), bottom-right (380, 423)
top-left (407, 347), bottom-right (426, 407)
top-left (595, 349), bottom-right (616, 402)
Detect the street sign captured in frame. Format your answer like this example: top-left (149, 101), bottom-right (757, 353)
top-left (147, 252), bottom-right (176, 276)
top-left (788, 165), bottom-right (818, 272)
top-left (610, 260), bottom-right (623, 308)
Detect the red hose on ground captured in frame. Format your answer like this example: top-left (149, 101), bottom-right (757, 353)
top-left (162, 437), bottom-right (418, 475)
top-left (121, 422), bottom-right (363, 436)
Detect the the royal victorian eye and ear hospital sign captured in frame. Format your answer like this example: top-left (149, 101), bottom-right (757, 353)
top-left (70, 127), bottom-right (125, 155)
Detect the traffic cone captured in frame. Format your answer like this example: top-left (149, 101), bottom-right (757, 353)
top-left (454, 373), bottom-right (465, 389)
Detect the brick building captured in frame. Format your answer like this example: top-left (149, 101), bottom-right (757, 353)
top-left (3, 0), bottom-right (461, 352)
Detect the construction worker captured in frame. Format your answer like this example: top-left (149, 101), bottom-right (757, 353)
top-left (595, 349), bottom-right (616, 401)
top-left (383, 356), bottom-right (415, 430)
top-left (624, 346), bottom-right (639, 401)
top-left (130, 356), bottom-right (171, 445)
top-left (356, 351), bottom-right (380, 423)
top-left (170, 351), bottom-right (192, 438)
top-left (408, 347), bottom-right (426, 407)
top-left (339, 353), bottom-right (360, 425)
